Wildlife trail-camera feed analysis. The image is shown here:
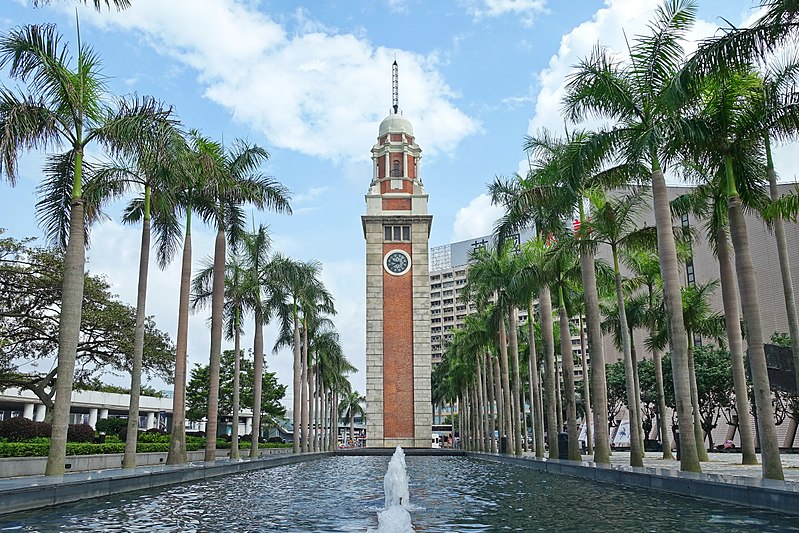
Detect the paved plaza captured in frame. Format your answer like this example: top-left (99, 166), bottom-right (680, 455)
top-left (590, 450), bottom-right (799, 482)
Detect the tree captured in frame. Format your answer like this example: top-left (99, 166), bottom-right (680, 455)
top-left (96, 123), bottom-right (186, 469)
top-left (0, 235), bottom-right (175, 412)
top-left (338, 391), bottom-right (365, 446)
top-left (679, 69), bottom-right (784, 479)
top-left (186, 350), bottom-right (286, 429)
top-left (0, 23), bottom-right (172, 475)
top-left (272, 256), bottom-right (333, 453)
top-left (194, 139), bottom-right (291, 462)
top-left (588, 190), bottom-right (655, 466)
top-left (462, 243), bottom-right (521, 455)
top-left (564, 0), bottom-right (702, 472)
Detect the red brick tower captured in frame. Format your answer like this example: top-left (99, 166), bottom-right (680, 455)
top-left (362, 61), bottom-right (432, 447)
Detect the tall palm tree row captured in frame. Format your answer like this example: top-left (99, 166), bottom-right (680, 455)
top-left (0, 24), bottom-right (175, 475)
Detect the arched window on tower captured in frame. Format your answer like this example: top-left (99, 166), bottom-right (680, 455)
top-left (391, 159), bottom-right (402, 177)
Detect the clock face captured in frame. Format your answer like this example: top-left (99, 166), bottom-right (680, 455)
top-left (385, 251), bottom-right (411, 275)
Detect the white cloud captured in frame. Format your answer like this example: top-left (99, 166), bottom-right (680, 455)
top-left (451, 193), bottom-right (504, 242)
top-left (293, 186), bottom-right (330, 205)
top-left (467, 0), bottom-right (547, 26)
top-left (74, 0), bottom-right (479, 164)
top-left (385, 0), bottom-right (409, 14)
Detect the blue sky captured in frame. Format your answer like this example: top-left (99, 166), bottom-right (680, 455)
top-left (0, 0), bottom-right (772, 404)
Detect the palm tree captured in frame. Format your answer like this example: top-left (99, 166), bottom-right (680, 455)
top-left (563, 0), bottom-right (702, 472)
top-left (98, 124), bottom-right (187, 469)
top-left (272, 257), bottom-right (333, 452)
top-left (239, 225), bottom-right (273, 457)
top-left (540, 234), bottom-right (586, 460)
top-left (192, 245), bottom-right (254, 459)
top-left (198, 139), bottom-right (291, 462)
top-left (462, 244), bottom-right (521, 454)
top-left (586, 190), bottom-right (657, 466)
top-left (680, 69), bottom-right (784, 479)
top-left (0, 24), bottom-right (172, 475)
top-left (338, 391), bottom-right (365, 446)
top-left (622, 247), bottom-right (674, 459)
top-left (166, 131), bottom-right (223, 465)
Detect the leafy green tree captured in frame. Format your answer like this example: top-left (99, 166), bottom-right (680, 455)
top-left (0, 236), bottom-right (174, 414)
top-left (186, 350), bottom-right (286, 431)
top-left (338, 391), bottom-right (365, 446)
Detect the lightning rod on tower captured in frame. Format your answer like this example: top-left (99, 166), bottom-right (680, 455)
top-left (392, 60), bottom-right (399, 114)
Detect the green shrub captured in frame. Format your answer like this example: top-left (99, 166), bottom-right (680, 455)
top-left (117, 426), bottom-right (142, 442)
top-left (0, 442), bottom-right (50, 457)
top-left (95, 417), bottom-right (128, 435)
top-left (138, 431), bottom-right (170, 444)
top-left (0, 417), bottom-right (51, 442)
top-left (67, 424), bottom-right (95, 443)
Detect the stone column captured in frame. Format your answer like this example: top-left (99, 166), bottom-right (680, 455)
top-left (146, 412), bottom-right (156, 430)
top-left (23, 403), bottom-right (35, 420)
top-left (99, 408), bottom-right (109, 421)
top-left (245, 417), bottom-right (253, 435)
top-left (34, 404), bottom-right (46, 422)
top-left (88, 408), bottom-right (98, 429)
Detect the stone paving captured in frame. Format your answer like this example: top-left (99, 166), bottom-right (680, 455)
top-left (524, 451), bottom-right (799, 483)
top-left (588, 450), bottom-right (799, 482)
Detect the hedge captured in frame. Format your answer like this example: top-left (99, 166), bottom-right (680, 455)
top-left (0, 440), bottom-right (204, 458)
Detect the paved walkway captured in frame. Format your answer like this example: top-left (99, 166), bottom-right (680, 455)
top-left (525, 450), bottom-right (799, 482)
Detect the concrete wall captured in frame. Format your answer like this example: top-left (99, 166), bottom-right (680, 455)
top-left (471, 453), bottom-right (799, 517)
top-left (0, 448), bottom-right (291, 478)
top-left (0, 452), bottom-right (326, 516)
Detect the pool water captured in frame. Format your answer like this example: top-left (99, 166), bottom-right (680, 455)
top-left (1, 456), bottom-right (796, 532)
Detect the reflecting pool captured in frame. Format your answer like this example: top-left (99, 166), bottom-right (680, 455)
top-left (1, 456), bottom-right (796, 532)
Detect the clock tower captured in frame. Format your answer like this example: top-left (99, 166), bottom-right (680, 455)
top-left (362, 61), bottom-right (432, 448)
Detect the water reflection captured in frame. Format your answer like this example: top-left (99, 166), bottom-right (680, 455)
top-left (0, 456), bottom-right (797, 532)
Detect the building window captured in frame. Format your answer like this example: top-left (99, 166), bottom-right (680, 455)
top-left (391, 159), bottom-right (402, 177)
top-left (385, 225), bottom-right (410, 241)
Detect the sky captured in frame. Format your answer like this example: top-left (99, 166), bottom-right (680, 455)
top-left (0, 0), bottom-right (776, 407)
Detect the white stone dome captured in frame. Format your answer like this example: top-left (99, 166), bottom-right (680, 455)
top-left (378, 113), bottom-right (414, 137)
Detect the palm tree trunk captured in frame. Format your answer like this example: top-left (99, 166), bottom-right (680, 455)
top-left (124, 194), bottom-right (151, 469)
top-left (250, 309), bottom-right (264, 458)
top-left (322, 389), bottom-right (328, 451)
top-left (579, 315), bottom-right (593, 456)
top-left (167, 213), bottom-right (192, 465)
top-left (476, 352), bottom-right (487, 452)
top-left (493, 356), bottom-right (503, 450)
top-left (555, 363), bottom-right (564, 431)
top-left (580, 249), bottom-right (611, 464)
top-left (204, 227), bottom-right (226, 462)
top-left (559, 299), bottom-right (580, 460)
top-left (612, 245), bottom-right (644, 467)
top-left (630, 329), bottom-right (645, 456)
top-left (486, 352), bottom-right (497, 453)
top-left (230, 315), bottom-right (241, 460)
top-left (509, 307), bottom-right (523, 456)
top-left (648, 280), bottom-right (673, 460)
top-left (540, 285), bottom-right (559, 459)
top-left (498, 315), bottom-right (513, 453)
top-left (301, 320), bottom-right (310, 453)
top-left (652, 346), bottom-right (672, 459)
top-left (766, 140), bottom-right (799, 394)
top-left (728, 187), bottom-right (784, 480)
top-left (686, 328), bottom-right (708, 461)
top-left (292, 303), bottom-right (301, 453)
top-left (45, 197), bottom-right (86, 476)
top-left (309, 366), bottom-right (317, 452)
top-left (652, 165), bottom-right (700, 472)
top-left (349, 411), bottom-right (355, 447)
top-left (528, 301), bottom-right (544, 458)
